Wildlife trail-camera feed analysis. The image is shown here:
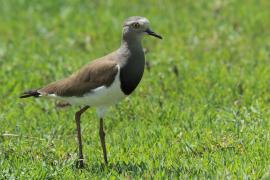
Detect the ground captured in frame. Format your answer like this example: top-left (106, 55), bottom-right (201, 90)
top-left (0, 0), bottom-right (270, 178)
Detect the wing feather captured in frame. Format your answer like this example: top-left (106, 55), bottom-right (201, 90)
top-left (38, 60), bottom-right (118, 97)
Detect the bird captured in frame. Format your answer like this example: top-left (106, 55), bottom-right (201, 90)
top-left (20, 16), bottom-right (162, 168)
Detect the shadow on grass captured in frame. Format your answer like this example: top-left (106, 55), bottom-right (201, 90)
top-left (75, 161), bottom-right (206, 176)
top-left (72, 161), bottom-right (147, 175)
top-left (108, 161), bottom-right (148, 174)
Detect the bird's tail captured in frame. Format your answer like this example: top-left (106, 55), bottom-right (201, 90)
top-left (20, 89), bottom-right (41, 98)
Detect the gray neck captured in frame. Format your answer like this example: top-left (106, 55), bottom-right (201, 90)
top-left (118, 34), bottom-right (145, 95)
top-left (121, 33), bottom-right (142, 48)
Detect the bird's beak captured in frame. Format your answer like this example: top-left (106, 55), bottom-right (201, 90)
top-left (145, 29), bottom-right (162, 39)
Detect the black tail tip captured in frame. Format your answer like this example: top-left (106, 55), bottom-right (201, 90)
top-left (20, 90), bottom-right (40, 98)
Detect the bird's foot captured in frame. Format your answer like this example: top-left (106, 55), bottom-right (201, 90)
top-left (75, 159), bottom-right (84, 169)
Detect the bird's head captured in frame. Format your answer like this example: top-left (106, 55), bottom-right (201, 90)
top-left (122, 16), bottom-right (162, 41)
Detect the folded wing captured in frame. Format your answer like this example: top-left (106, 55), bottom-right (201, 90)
top-left (38, 60), bottom-right (118, 97)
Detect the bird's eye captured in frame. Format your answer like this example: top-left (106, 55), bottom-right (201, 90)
top-left (132, 23), bottom-right (140, 29)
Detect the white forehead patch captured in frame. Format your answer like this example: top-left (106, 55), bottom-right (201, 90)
top-left (138, 18), bottom-right (149, 25)
top-left (124, 17), bottom-right (150, 28)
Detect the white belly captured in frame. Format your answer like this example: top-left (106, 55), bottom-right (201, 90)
top-left (49, 68), bottom-right (126, 107)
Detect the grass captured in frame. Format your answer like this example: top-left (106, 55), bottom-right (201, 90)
top-left (1, 0), bottom-right (270, 178)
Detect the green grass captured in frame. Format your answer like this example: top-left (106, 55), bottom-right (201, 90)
top-left (1, 0), bottom-right (270, 178)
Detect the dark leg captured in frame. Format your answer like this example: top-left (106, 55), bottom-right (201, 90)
top-left (75, 106), bottom-right (89, 168)
top-left (99, 118), bottom-right (108, 164)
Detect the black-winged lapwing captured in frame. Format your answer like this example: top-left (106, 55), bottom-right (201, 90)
top-left (20, 16), bottom-right (162, 168)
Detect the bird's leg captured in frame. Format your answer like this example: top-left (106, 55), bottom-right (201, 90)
top-left (75, 105), bottom-right (89, 168)
top-left (99, 118), bottom-right (108, 164)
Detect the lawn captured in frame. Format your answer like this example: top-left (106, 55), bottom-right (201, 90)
top-left (1, 0), bottom-right (270, 178)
